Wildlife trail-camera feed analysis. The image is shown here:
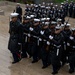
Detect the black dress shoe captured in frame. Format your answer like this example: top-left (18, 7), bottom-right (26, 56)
top-left (47, 63), bottom-right (51, 66)
top-left (29, 55), bottom-right (32, 58)
top-left (32, 60), bottom-right (38, 63)
top-left (42, 65), bottom-right (48, 69)
top-left (61, 62), bottom-right (66, 67)
top-left (52, 71), bottom-right (58, 74)
top-left (22, 56), bottom-right (27, 58)
top-left (57, 65), bottom-right (61, 71)
top-left (12, 59), bottom-right (20, 64)
top-left (69, 69), bottom-right (74, 74)
top-left (12, 61), bottom-right (19, 64)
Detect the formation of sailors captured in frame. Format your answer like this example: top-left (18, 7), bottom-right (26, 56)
top-left (8, 1), bottom-right (75, 75)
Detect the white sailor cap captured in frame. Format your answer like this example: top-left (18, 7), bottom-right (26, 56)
top-left (51, 21), bottom-right (57, 25)
top-left (51, 3), bottom-right (53, 5)
top-left (57, 24), bottom-right (60, 27)
top-left (48, 7), bottom-right (51, 9)
top-left (71, 28), bottom-right (75, 31)
top-left (42, 22), bottom-right (45, 24)
top-left (64, 22), bottom-right (67, 25)
top-left (51, 11), bottom-right (53, 13)
top-left (52, 7), bottom-right (55, 9)
top-left (66, 23), bottom-right (71, 26)
top-left (43, 2), bottom-right (45, 5)
top-left (57, 18), bottom-right (62, 22)
top-left (34, 19), bottom-right (40, 22)
top-left (55, 25), bottom-right (61, 30)
top-left (30, 15), bottom-right (35, 18)
top-left (38, 4), bottom-right (41, 6)
top-left (41, 6), bottom-right (45, 8)
top-left (26, 4), bottom-right (29, 6)
top-left (46, 18), bottom-right (50, 20)
top-left (43, 18), bottom-right (46, 20)
top-left (26, 16), bottom-right (31, 19)
top-left (17, 3), bottom-right (20, 5)
top-left (60, 5), bottom-right (63, 8)
top-left (41, 18), bottom-right (45, 21)
top-left (61, 24), bottom-right (65, 27)
top-left (61, 2), bottom-right (64, 5)
top-left (47, 3), bottom-right (50, 5)
top-left (46, 7), bottom-right (50, 9)
top-left (35, 5), bottom-right (38, 7)
top-left (23, 15), bottom-right (31, 20)
top-left (33, 4), bottom-right (36, 6)
top-left (30, 4), bottom-right (34, 6)
top-left (10, 13), bottom-right (19, 18)
top-left (55, 5), bottom-right (58, 7)
top-left (45, 22), bottom-right (50, 25)
top-left (46, 7), bottom-right (49, 9)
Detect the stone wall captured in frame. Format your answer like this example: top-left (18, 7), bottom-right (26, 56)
top-left (0, 0), bottom-right (55, 5)
top-left (34, 0), bottom-right (54, 4)
top-left (6, 0), bottom-right (54, 4)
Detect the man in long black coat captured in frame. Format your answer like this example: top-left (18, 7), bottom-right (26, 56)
top-left (8, 13), bottom-right (22, 64)
top-left (16, 3), bottom-right (22, 22)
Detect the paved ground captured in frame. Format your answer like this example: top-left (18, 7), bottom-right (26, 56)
top-left (0, 1), bottom-right (75, 75)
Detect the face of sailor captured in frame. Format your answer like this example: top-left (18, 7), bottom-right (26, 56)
top-left (16, 4), bottom-right (20, 8)
top-left (61, 26), bottom-right (64, 31)
top-left (50, 25), bottom-right (55, 30)
top-left (73, 31), bottom-right (75, 36)
top-left (58, 22), bottom-right (62, 25)
top-left (23, 19), bottom-right (29, 23)
top-left (64, 26), bottom-right (70, 30)
top-left (11, 17), bottom-right (18, 22)
top-left (34, 22), bottom-right (39, 26)
top-left (43, 25), bottom-right (48, 29)
top-left (55, 29), bottom-right (61, 34)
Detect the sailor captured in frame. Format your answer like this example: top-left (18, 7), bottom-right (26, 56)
top-left (49, 25), bottom-right (64, 74)
top-left (16, 3), bottom-right (22, 22)
top-left (21, 16), bottom-right (32, 58)
top-left (57, 18), bottom-right (62, 25)
top-left (73, 4), bottom-right (75, 18)
top-left (68, 2), bottom-right (73, 17)
top-left (40, 21), bottom-right (51, 69)
top-left (68, 28), bottom-right (75, 74)
top-left (28, 19), bottom-right (41, 63)
top-left (61, 23), bottom-right (71, 66)
top-left (8, 13), bottom-right (22, 64)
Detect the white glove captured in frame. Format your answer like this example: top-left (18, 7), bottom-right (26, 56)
top-left (49, 35), bottom-right (53, 40)
top-left (40, 31), bottom-right (44, 35)
top-left (28, 34), bottom-right (31, 37)
top-left (18, 43), bottom-right (21, 45)
top-left (39, 38), bottom-right (42, 41)
top-left (47, 41), bottom-right (50, 45)
top-left (67, 43), bottom-right (70, 46)
top-left (70, 36), bottom-right (74, 40)
top-left (29, 27), bottom-right (34, 31)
